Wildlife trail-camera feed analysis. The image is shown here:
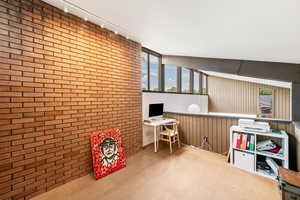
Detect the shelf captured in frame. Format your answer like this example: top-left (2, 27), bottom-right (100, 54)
top-left (232, 148), bottom-right (254, 154)
top-left (230, 125), bottom-right (289, 180)
top-left (233, 148), bottom-right (285, 160)
top-left (256, 150), bottom-right (285, 160)
top-left (231, 125), bottom-right (288, 138)
top-left (255, 169), bottom-right (277, 180)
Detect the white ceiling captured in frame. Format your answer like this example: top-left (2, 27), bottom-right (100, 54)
top-left (45, 0), bottom-right (300, 64)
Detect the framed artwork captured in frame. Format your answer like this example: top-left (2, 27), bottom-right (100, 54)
top-left (258, 88), bottom-right (274, 118)
top-left (90, 128), bottom-right (126, 180)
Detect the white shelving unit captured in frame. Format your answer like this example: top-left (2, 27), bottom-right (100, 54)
top-left (230, 125), bottom-right (289, 179)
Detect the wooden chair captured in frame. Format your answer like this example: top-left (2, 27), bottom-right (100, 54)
top-left (157, 121), bottom-right (180, 153)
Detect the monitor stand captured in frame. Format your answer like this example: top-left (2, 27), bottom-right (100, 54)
top-left (149, 116), bottom-right (164, 121)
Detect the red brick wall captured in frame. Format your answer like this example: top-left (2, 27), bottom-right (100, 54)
top-left (0, 0), bottom-right (142, 199)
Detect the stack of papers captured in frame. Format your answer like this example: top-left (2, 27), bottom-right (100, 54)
top-left (238, 119), bottom-right (255, 126)
top-left (238, 119), bottom-right (270, 133)
top-left (257, 140), bottom-right (276, 151)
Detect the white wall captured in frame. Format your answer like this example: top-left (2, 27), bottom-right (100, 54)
top-left (142, 92), bottom-right (208, 120)
top-left (142, 92), bottom-right (208, 146)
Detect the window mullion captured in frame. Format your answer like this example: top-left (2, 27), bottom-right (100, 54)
top-left (205, 75), bottom-right (208, 94)
top-left (191, 70), bottom-right (193, 93)
top-left (161, 64), bottom-right (165, 92)
top-left (177, 67), bottom-right (182, 93)
top-left (147, 53), bottom-right (150, 90)
top-left (199, 72), bottom-right (203, 94)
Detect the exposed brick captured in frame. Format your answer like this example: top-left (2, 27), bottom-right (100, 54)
top-left (23, 121), bottom-right (44, 128)
top-left (63, 150), bottom-right (80, 158)
top-left (12, 138), bottom-right (35, 146)
top-left (12, 148), bottom-right (35, 157)
top-left (24, 141), bottom-right (44, 149)
top-left (0, 164), bottom-right (12, 173)
top-left (12, 128), bottom-right (34, 135)
top-left (0, 0), bottom-right (142, 199)
top-left (12, 118), bottom-right (34, 124)
top-left (0, 124), bottom-right (23, 132)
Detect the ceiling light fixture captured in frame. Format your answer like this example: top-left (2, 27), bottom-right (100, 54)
top-left (55, 0), bottom-right (138, 42)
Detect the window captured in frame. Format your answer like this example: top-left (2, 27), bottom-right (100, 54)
top-left (141, 52), bottom-right (148, 90)
top-left (181, 68), bottom-right (191, 93)
top-left (193, 71), bottom-right (200, 93)
top-left (141, 48), bottom-right (161, 91)
top-left (141, 47), bottom-right (208, 94)
top-left (149, 55), bottom-right (159, 91)
top-left (164, 64), bottom-right (177, 92)
top-left (202, 74), bottom-right (208, 94)
top-left (258, 88), bottom-right (273, 117)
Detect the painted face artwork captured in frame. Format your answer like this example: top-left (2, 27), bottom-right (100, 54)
top-left (99, 138), bottom-right (119, 167)
top-left (90, 128), bottom-right (126, 180)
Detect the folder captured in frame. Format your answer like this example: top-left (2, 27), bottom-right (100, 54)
top-left (250, 135), bottom-right (255, 151)
top-left (241, 134), bottom-right (247, 150)
top-left (236, 133), bottom-right (242, 149)
top-left (246, 135), bottom-right (251, 150)
top-left (233, 132), bottom-right (238, 148)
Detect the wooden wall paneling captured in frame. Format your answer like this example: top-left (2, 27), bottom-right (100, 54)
top-left (200, 116), bottom-right (204, 148)
top-left (195, 116), bottom-right (200, 147)
top-left (191, 116), bottom-right (195, 146)
top-left (208, 76), bottom-right (290, 120)
top-left (188, 115), bottom-right (192, 145)
top-left (167, 113), bottom-right (293, 155)
top-left (221, 118), bottom-right (226, 153)
top-left (216, 118), bottom-right (220, 153)
top-left (208, 117), bottom-right (213, 151)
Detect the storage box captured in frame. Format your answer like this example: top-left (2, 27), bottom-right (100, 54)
top-left (234, 150), bottom-right (255, 172)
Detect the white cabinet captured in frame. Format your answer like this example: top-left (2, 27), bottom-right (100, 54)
top-left (230, 125), bottom-right (289, 179)
top-left (234, 150), bottom-right (255, 172)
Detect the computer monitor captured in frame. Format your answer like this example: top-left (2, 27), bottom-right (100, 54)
top-left (149, 103), bottom-right (164, 118)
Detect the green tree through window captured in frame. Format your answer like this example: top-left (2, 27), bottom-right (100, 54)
top-left (165, 64), bottom-right (177, 92)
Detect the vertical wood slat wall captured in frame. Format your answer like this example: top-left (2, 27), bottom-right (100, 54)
top-left (165, 113), bottom-right (294, 155)
top-left (208, 76), bottom-right (291, 120)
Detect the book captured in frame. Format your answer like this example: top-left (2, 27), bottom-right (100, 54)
top-left (266, 157), bottom-right (279, 176)
top-left (233, 132), bottom-right (238, 148)
top-left (236, 133), bottom-right (242, 149)
top-left (250, 135), bottom-right (255, 151)
top-left (241, 134), bottom-right (247, 150)
top-left (246, 135), bottom-right (251, 150)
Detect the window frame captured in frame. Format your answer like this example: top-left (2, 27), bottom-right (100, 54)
top-left (142, 47), bottom-right (162, 92)
top-left (141, 51), bottom-right (149, 91)
top-left (258, 88), bottom-right (274, 118)
top-left (192, 70), bottom-right (201, 94)
top-left (163, 64), bottom-right (178, 93)
top-left (201, 73), bottom-right (208, 95)
top-left (141, 47), bottom-right (208, 95)
top-left (181, 67), bottom-right (192, 93)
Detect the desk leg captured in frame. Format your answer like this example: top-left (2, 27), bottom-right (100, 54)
top-left (154, 126), bottom-right (157, 152)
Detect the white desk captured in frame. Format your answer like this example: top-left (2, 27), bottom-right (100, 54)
top-left (143, 118), bottom-right (177, 152)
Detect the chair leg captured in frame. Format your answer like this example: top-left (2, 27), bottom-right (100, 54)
top-left (157, 137), bottom-right (159, 150)
top-left (169, 135), bottom-right (172, 153)
top-left (177, 135), bottom-right (181, 148)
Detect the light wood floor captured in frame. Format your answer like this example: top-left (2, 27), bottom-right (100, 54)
top-left (33, 145), bottom-right (280, 200)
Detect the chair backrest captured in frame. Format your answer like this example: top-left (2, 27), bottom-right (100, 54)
top-left (163, 121), bottom-right (179, 134)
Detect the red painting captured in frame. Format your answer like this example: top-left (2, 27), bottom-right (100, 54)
top-left (90, 128), bottom-right (126, 180)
